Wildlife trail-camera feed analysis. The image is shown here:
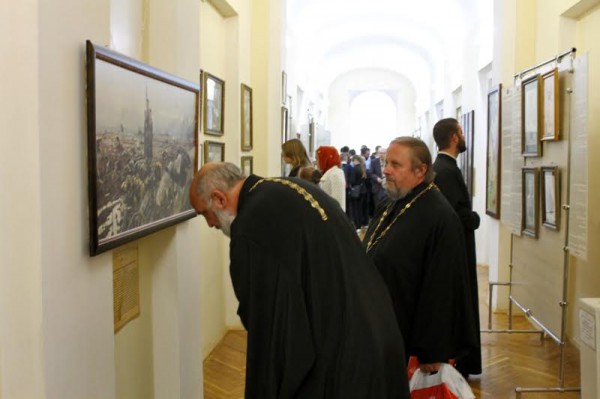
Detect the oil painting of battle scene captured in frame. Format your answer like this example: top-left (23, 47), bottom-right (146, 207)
top-left (93, 58), bottom-right (198, 246)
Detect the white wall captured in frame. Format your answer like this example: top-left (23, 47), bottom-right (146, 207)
top-left (0, 1), bottom-right (45, 398)
top-left (1, 0), bottom-right (205, 397)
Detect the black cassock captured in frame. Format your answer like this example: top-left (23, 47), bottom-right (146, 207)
top-left (433, 153), bottom-right (482, 374)
top-left (229, 174), bottom-right (409, 399)
top-left (363, 181), bottom-right (479, 367)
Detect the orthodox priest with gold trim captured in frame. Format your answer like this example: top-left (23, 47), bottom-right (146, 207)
top-left (190, 162), bottom-right (409, 399)
top-left (363, 137), bottom-right (479, 375)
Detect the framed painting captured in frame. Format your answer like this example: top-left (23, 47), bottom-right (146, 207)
top-left (86, 40), bottom-right (199, 256)
top-left (521, 74), bottom-right (542, 157)
top-left (203, 72), bottom-right (225, 136)
top-left (459, 110), bottom-right (475, 198)
top-left (241, 156), bottom-right (253, 176)
top-left (281, 71), bottom-right (287, 105)
top-left (281, 106), bottom-right (289, 143)
top-left (204, 140), bottom-right (225, 164)
top-left (541, 68), bottom-right (559, 141)
top-left (309, 121), bottom-right (316, 155)
top-left (541, 166), bottom-right (560, 230)
top-left (486, 84), bottom-right (502, 218)
top-left (240, 83), bottom-right (253, 151)
top-left (522, 167), bottom-right (539, 238)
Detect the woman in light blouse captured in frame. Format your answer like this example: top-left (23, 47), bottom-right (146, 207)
top-left (316, 146), bottom-right (346, 211)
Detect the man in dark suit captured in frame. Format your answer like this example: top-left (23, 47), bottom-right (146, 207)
top-left (369, 147), bottom-right (387, 210)
top-left (432, 117), bottom-right (482, 378)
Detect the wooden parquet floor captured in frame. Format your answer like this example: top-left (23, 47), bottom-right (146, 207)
top-left (203, 266), bottom-right (581, 398)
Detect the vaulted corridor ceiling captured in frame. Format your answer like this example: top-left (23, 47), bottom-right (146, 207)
top-left (286, 0), bottom-right (493, 110)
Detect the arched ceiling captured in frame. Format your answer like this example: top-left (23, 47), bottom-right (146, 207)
top-left (286, 0), bottom-right (492, 109)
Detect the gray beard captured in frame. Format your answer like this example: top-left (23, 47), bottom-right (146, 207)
top-left (214, 208), bottom-right (236, 237)
top-left (384, 183), bottom-right (410, 201)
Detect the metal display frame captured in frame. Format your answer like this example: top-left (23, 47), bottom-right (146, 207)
top-left (481, 48), bottom-right (581, 398)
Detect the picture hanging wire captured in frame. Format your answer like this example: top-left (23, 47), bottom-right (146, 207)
top-left (513, 47), bottom-right (577, 81)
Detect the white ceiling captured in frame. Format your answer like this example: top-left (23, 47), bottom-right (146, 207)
top-left (286, 0), bottom-right (492, 109)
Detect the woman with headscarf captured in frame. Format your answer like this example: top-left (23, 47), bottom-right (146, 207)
top-left (316, 146), bottom-right (346, 211)
top-left (281, 139), bottom-right (312, 177)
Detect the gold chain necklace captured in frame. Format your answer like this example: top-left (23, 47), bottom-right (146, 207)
top-left (366, 182), bottom-right (436, 253)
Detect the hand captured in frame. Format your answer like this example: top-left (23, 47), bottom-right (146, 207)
top-left (418, 362), bottom-right (443, 373)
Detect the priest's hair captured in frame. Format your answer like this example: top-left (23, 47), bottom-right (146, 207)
top-left (195, 162), bottom-right (244, 201)
top-left (389, 136), bottom-right (434, 183)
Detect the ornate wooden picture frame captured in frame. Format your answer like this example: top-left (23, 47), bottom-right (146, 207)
top-left (85, 40), bottom-right (199, 256)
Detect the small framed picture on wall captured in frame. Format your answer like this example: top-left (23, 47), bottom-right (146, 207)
top-left (541, 166), bottom-right (560, 230)
top-left (541, 68), bottom-right (560, 141)
top-left (241, 156), bottom-right (253, 177)
top-left (240, 83), bottom-right (253, 151)
top-left (521, 74), bottom-right (542, 157)
top-left (522, 167), bottom-right (539, 238)
top-left (486, 84), bottom-right (502, 219)
top-left (204, 140), bottom-right (225, 164)
top-left (203, 72), bottom-right (225, 136)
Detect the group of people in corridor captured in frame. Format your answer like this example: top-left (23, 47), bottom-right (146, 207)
top-left (188, 117), bottom-right (481, 398)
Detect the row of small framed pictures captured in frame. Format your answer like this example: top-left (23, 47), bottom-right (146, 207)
top-left (522, 166), bottom-right (560, 238)
top-left (202, 140), bottom-right (253, 175)
top-left (202, 71), bottom-right (253, 150)
top-left (521, 68), bottom-right (559, 157)
top-left (202, 72), bottom-right (253, 175)
top-left (485, 68), bottom-right (560, 220)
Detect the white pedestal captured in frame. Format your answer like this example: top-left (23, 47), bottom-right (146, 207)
top-left (579, 298), bottom-right (600, 399)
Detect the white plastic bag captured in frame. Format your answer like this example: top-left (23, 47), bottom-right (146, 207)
top-left (409, 363), bottom-right (475, 399)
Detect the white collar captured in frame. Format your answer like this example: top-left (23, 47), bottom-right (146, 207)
top-left (439, 151), bottom-right (457, 160)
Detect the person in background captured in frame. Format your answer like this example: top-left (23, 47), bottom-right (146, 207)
top-left (340, 145), bottom-right (354, 213)
top-left (432, 117), bottom-right (482, 378)
top-left (348, 154), bottom-right (369, 228)
top-left (370, 147), bottom-right (388, 210)
top-left (189, 162), bottom-right (410, 398)
top-left (282, 138), bottom-right (312, 177)
top-left (363, 137), bottom-right (479, 375)
top-left (360, 146), bottom-right (374, 219)
top-left (316, 146), bottom-right (347, 211)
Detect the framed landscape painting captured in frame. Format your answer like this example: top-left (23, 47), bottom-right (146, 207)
top-left (86, 40), bottom-right (199, 256)
top-left (486, 84), bottom-right (502, 218)
top-left (203, 72), bottom-right (225, 136)
top-left (521, 74), bottom-right (542, 157)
